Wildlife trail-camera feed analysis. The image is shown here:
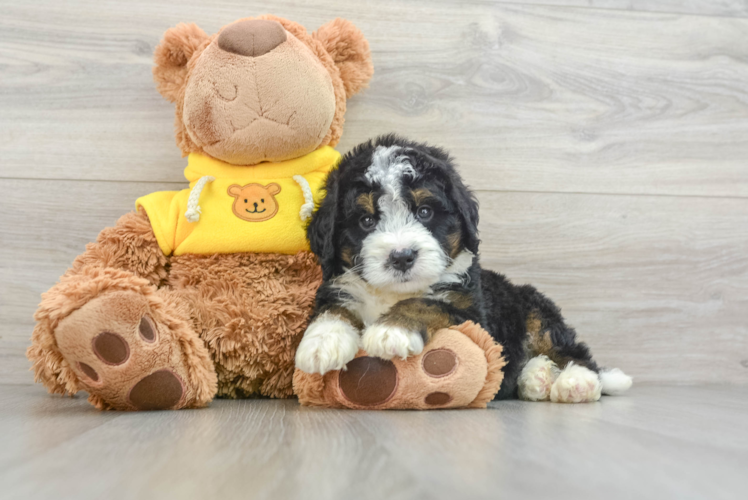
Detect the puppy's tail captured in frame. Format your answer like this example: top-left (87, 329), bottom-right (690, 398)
top-left (599, 368), bottom-right (633, 395)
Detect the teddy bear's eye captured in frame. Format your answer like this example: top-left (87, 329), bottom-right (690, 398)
top-left (244, 199), bottom-right (248, 203)
top-left (261, 199), bottom-right (265, 203)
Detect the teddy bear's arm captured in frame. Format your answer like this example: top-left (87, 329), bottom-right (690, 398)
top-left (67, 208), bottom-right (168, 286)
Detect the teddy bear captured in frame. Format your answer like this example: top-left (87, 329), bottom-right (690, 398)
top-left (27, 15), bottom-right (373, 411)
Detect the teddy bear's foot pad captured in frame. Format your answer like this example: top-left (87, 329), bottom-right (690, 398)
top-left (127, 369), bottom-right (185, 410)
top-left (339, 357), bottom-right (398, 406)
top-left (55, 290), bottom-right (209, 410)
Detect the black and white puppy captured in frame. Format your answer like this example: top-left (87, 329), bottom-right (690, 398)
top-left (295, 134), bottom-right (632, 402)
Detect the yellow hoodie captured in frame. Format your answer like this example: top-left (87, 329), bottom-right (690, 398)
top-left (136, 147), bottom-right (340, 256)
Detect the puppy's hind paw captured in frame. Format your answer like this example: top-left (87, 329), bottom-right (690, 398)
top-left (550, 363), bottom-right (602, 403)
top-left (518, 355), bottom-right (560, 401)
top-left (362, 323), bottom-right (424, 360)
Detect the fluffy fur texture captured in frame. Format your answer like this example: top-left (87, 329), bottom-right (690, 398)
top-left (29, 210), bottom-right (322, 408)
top-left (297, 134), bottom-right (632, 402)
top-left (27, 15), bottom-right (372, 410)
top-left (153, 15), bottom-right (373, 165)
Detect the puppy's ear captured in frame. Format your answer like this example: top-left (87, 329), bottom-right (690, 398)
top-left (307, 168), bottom-right (341, 279)
top-left (450, 176), bottom-right (480, 255)
top-left (313, 18), bottom-right (373, 98)
top-left (153, 23), bottom-right (210, 102)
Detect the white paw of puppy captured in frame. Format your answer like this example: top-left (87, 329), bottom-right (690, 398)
top-left (295, 317), bottom-right (360, 375)
top-left (518, 355), bottom-right (560, 402)
top-left (550, 363), bottom-right (602, 403)
top-left (361, 323), bottom-right (424, 360)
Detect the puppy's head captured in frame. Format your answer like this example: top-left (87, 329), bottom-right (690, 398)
top-left (308, 134), bottom-right (479, 292)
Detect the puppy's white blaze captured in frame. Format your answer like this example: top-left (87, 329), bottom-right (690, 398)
top-left (295, 312), bottom-right (360, 375)
top-left (550, 363), bottom-right (602, 403)
top-left (518, 355), bottom-right (560, 402)
top-left (365, 145), bottom-right (417, 201)
top-left (600, 368), bottom-right (633, 395)
top-left (362, 323), bottom-right (424, 360)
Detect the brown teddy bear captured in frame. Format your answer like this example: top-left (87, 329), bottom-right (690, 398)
top-left (27, 15), bottom-right (373, 411)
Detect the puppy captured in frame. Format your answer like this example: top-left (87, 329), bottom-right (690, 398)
top-left (295, 134), bottom-right (632, 402)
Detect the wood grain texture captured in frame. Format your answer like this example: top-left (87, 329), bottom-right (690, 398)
top-left (2, 1), bottom-right (748, 197)
top-left (0, 384), bottom-right (746, 500)
top-left (2, 179), bottom-right (746, 385)
top-left (489, 1), bottom-right (748, 18)
top-left (1, 0), bottom-right (747, 387)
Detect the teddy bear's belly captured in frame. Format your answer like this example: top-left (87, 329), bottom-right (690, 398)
top-left (166, 251), bottom-right (322, 398)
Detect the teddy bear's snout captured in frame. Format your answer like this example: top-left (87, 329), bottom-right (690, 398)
top-left (218, 19), bottom-right (287, 58)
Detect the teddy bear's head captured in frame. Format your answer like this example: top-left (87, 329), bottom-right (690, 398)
top-left (153, 15), bottom-right (373, 166)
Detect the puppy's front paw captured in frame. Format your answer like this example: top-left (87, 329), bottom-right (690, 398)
top-left (295, 318), bottom-right (360, 375)
top-left (362, 323), bottom-right (424, 360)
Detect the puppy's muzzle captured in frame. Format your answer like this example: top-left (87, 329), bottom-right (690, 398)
top-left (388, 249), bottom-right (418, 272)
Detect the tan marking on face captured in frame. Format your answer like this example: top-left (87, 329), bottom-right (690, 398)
top-left (411, 188), bottom-right (433, 207)
top-left (341, 246), bottom-right (354, 266)
top-left (356, 192), bottom-right (375, 214)
top-left (446, 231), bottom-right (462, 259)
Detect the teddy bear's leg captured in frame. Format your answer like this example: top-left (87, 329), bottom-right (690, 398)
top-left (47, 268), bottom-right (216, 410)
top-left (28, 209), bottom-right (216, 410)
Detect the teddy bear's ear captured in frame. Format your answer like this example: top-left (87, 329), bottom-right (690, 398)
top-left (313, 18), bottom-right (374, 99)
top-left (153, 23), bottom-right (210, 103)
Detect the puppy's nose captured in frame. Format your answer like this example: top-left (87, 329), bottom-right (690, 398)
top-left (253, 202), bottom-right (258, 208)
top-left (218, 20), bottom-right (287, 57)
top-left (389, 249), bottom-right (418, 272)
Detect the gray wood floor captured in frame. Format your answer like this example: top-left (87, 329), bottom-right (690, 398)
top-left (0, 384), bottom-right (745, 500)
top-left (1, 1), bottom-right (747, 498)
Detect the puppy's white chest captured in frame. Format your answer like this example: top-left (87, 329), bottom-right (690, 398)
top-left (335, 276), bottom-right (420, 326)
top-left (350, 293), bottom-right (401, 326)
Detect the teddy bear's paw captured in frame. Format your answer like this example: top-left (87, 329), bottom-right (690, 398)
top-left (361, 323), bottom-right (424, 360)
top-left (55, 290), bottom-right (215, 410)
top-left (550, 363), bottom-right (602, 404)
top-left (295, 315), bottom-right (360, 375)
top-left (518, 354), bottom-right (560, 402)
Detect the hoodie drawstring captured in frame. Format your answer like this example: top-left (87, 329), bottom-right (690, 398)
top-left (185, 175), bottom-right (215, 223)
top-left (293, 175), bottom-right (315, 221)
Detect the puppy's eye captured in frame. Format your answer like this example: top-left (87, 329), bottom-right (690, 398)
top-left (416, 205), bottom-right (433, 221)
top-left (261, 199), bottom-right (265, 203)
top-left (359, 215), bottom-right (376, 230)
top-left (244, 199), bottom-right (248, 203)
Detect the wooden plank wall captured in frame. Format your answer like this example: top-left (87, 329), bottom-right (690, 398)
top-left (1, 0), bottom-right (746, 385)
